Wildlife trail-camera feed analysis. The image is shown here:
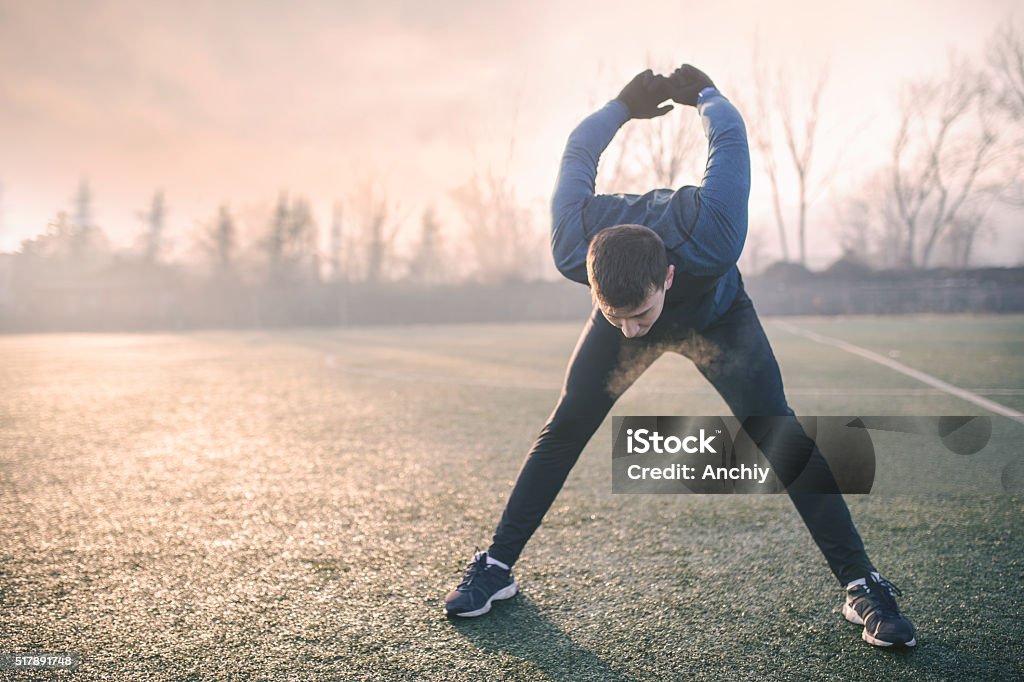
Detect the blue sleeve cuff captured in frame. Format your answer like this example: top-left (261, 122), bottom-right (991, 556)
top-left (607, 99), bottom-right (631, 123)
top-left (697, 87), bottom-right (719, 103)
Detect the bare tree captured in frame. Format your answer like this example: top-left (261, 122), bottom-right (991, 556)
top-left (71, 178), bottom-right (95, 259)
top-left (747, 73), bottom-right (789, 262)
top-left (139, 190), bottom-right (166, 263)
top-left (839, 52), bottom-right (1015, 269)
top-left (834, 169), bottom-right (905, 269)
top-left (17, 200), bottom-right (112, 288)
top-left (203, 204), bottom-right (236, 277)
top-left (289, 197), bottom-right (320, 284)
top-left (747, 49), bottom-right (835, 266)
top-left (889, 56), bottom-right (1004, 267)
top-left (945, 206), bottom-right (993, 268)
top-left (778, 66), bottom-right (829, 267)
top-left (590, 62), bottom-right (705, 195)
top-left (328, 202), bottom-right (343, 282)
top-left (889, 116), bottom-right (928, 266)
top-left (347, 171), bottom-right (403, 283)
top-left (265, 192), bottom-right (288, 281)
top-left (988, 20), bottom-right (1024, 122)
top-left (59, 178), bottom-right (111, 265)
top-left (986, 19), bottom-right (1024, 205)
top-left (407, 205), bottom-right (448, 285)
top-left (632, 101), bottom-right (705, 190)
top-left (451, 168), bottom-right (545, 283)
top-left (193, 204), bottom-right (238, 279)
top-left (20, 211), bottom-right (73, 260)
top-left (263, 192), bottom-right (320, 284)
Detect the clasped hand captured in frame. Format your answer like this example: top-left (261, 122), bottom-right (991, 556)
top-left (615, 64), bottom-right (716, 119)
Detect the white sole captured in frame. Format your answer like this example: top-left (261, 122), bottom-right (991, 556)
top-left (843, 602), bottom-right (917, 647)
top-left (448, 581), bottom-right (519, 618)
top-left (842, 602), bottom-right (865, 625)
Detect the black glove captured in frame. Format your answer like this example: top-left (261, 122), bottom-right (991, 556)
top-left (615, 69), bottom-right (673, 119)
top-left (667, 64), bottom-right (716, 107)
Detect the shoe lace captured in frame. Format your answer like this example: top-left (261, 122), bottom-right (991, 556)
top-left (457, 550), bottom-right (489, 589)
top-left (866, 576), bottom-right (904, 617)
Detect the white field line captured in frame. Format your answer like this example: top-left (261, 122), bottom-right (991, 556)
top-left (774, 320), bottom-right (1024, 424)
top-left (332, 361), bottom-right (1024, 398)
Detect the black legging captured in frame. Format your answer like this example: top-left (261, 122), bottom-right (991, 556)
top-left (488, 286), bottom-right (876, 586)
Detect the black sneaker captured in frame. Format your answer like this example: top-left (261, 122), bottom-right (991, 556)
top-left (843, 574), bottom-right (917, 647)
top-left (444, 550), bottom-right (518, 617)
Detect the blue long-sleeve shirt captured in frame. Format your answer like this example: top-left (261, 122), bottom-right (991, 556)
top-left (550, 90), bottom-right (750, 330)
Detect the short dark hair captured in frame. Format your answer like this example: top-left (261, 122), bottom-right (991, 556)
top-left (586, 224), bottom-right (668, 309)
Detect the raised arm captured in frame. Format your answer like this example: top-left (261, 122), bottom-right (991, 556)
top-left (550, 70), bottom-right (673, 284)
top-left (691, 91), bottom-right (750, 274)
top-left (550, 101), bottom-right (630, 283)
top-left (667, 65), bottom-right (751, 277)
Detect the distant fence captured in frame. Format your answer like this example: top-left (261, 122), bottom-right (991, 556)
top-left (1, 267), bottom-right (1022, 332)
top-left (0, 280), bottom-right (595, 332)
top-left (745, 268), bottom-right (1024, 316)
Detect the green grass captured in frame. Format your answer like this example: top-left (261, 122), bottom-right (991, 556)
top-left (1, 315), bottom-right (1022, 680)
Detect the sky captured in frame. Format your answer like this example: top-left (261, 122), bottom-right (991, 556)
top-left (1, 0), bottom-right (1022, 269)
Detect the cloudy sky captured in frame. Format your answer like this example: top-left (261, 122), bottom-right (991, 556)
top-left (1, 0), bottom-right (1021, 267)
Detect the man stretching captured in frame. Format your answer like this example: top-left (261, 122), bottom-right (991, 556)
top-left (444, 65), bottom-right (916, 648)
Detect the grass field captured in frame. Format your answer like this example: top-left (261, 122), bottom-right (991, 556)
top-left (1, 314), bottom-right (1023, 680)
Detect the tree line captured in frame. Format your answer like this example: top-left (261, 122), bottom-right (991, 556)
top-left (3, 19), bottom-right (1024, 303)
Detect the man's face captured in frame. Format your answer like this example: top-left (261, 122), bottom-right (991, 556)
top-left (598, 265), bottom-right (674, 338)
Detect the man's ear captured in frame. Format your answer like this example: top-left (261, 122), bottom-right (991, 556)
top-left (664, 264), bottom-right (675, 290)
